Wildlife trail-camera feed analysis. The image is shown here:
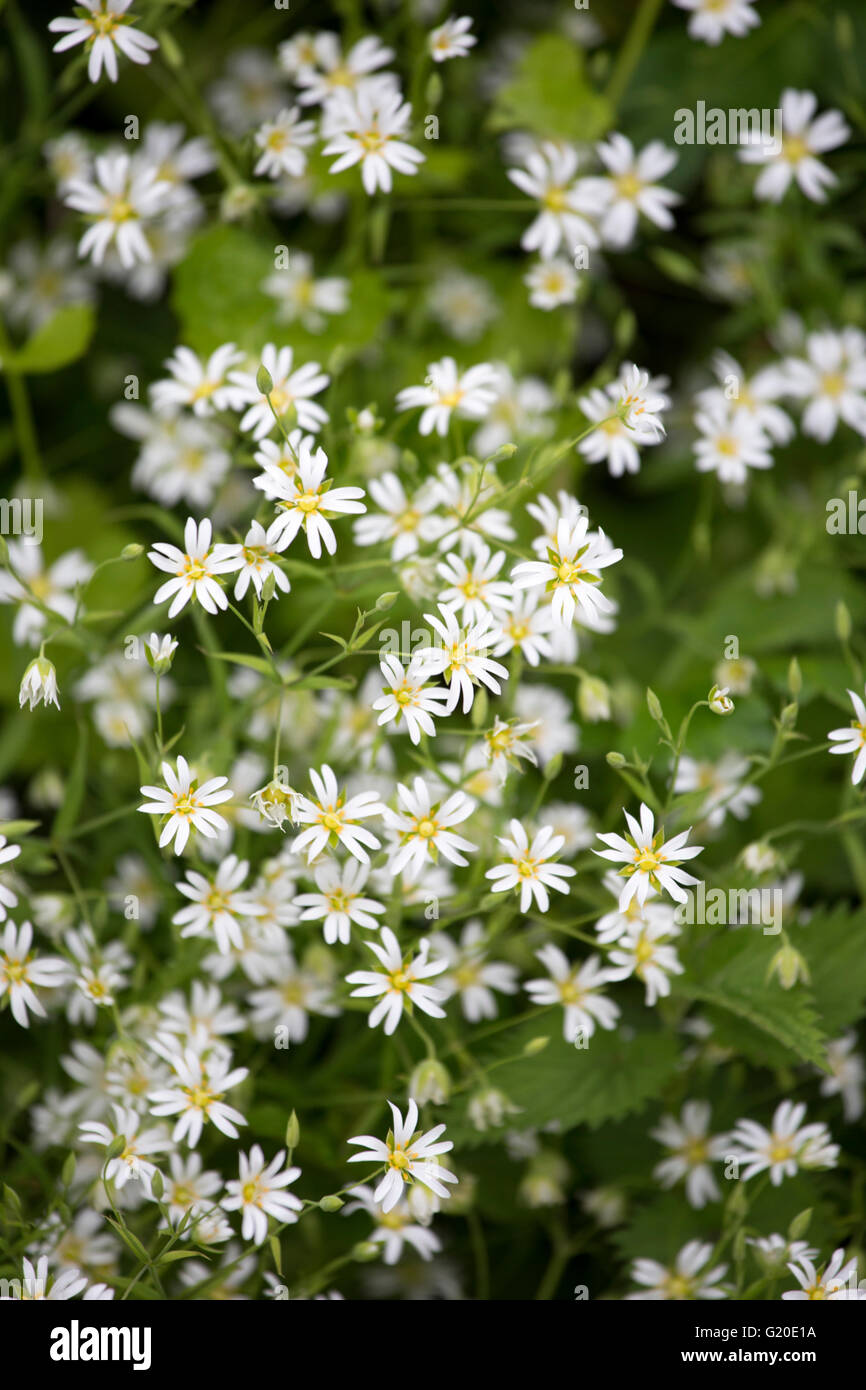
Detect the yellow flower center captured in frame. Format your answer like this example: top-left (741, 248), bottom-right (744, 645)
top-left (614, 173), bottom-right (643, 199)
top-left (782, 134), bottom-right (809, 163)
top-left (821, 371), bottom-right (846, 398)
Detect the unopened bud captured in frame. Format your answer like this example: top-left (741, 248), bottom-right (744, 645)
top-left (256, 364), bottom-right (274, 397)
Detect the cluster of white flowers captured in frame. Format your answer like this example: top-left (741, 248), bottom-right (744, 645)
top-left (0, 2), bottom-right (863, 1309)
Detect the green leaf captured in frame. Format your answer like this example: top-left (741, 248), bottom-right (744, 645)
top-left (791, 905), bottom-right (866, 1037)
top-left (449, 1014), bottom-right (679, 1146)
top-left (5, 305), bottom-right (95, 375)
top-left (676, 928), bottom-right (827, 1069)
top-left (489, 34), bottom-right (612, 142)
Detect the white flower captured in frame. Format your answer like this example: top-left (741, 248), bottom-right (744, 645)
top-left (220, 520), bottom-right (292, 601)
top-left (0, 920), bottom-right (68, 1027)
top-left (346, 927), bottom-right (448, 1035)
top-left (595, 802), bottom-right (704, 910)
top-left (820, 1032), bottom-right (865, 1122)
top-left (222, 1146), bottom-right (302, 1245)
top-left (739, 88), bottom-right (850, 203)
top-left (428, 459), bottom-right (516, 553)
top-left (148, 516), bottom-right (238, 618)
top-left (262, 438), bottom-right (365, 558)
top-left (436, 543), bottom-right (512, 623)
top-left (247, 957), bottom-right (337, 1043)
top-left (353, 471), bottom-right (445, 559)
top-left (0, 836), bottom-right (21, 923)
top-left (524, 944), bottom-right (620, 1042)
top-left (19, 656), bottom-right (60, 712)
top-left (627, 1241), bottom-right (728, 1300)
top-left (511, 513), bottom-right (622, 629)
top-left (785, 329), bottom-right (866, 441)
top-left (148, 1043), bottom-right (248, 1147)
top-left (696, 350), bottom-right (794, 444)
top-left (79, 1104), bottom-right (170, 1193)
top-left (343, 1185), bottom-right (441, 1264)
top-left (295, 34), bottom-right (395, 106)
top-left (524, 257), bottom-right (579, 310)
top-left (486, 820), bottom-right (576, 913)
top-left (151, 344), bottom-right (246, 417)
top-left (782, 1248), bottom-right (863, 1301)
top-left (693, 404), bottom-right (773, 485)
top-left (580, 135), bottom-right (679, 248)
top-left (731, 1101), bottom-right (839, 1184)
top-left (674, 752), bottom-right (761, 827)
top-left (347, 1099), bottom-right (457, 1213)
top-left (64, 153), bottom-right (168, 266)
top-left (429, 15), bottom-right (477, 62)
top-left (172, 855), bottom-right (265, 955)
top-left (491, 592), bottom-right (554, 666)
top-left (0, 542), bottom-right (93, 646)
top-left (384, 777), bottom-right (477, 881)
top-left (651, 1101), bottom-right (729, 1208)
top-left (291, 763), bottom-right (385, 865)
top-left (507, 141), bottom-right (602, 259)
top-left (262, 251), bottom-right (349, 332)
top-left (372, 654), bottom-right (451, 745)
top-left (428, 269), bottom-right (497, 342)
top-left (429, 921), bottom-right (518, 1022)
top-left (607, 917), bottom-right (684, 1006)
top-left (253, 106), bottom-right (316, 179)
top-left (49, 1), bottom-right (158, 84)
top-left (672, 0), bottom-right (760, 46)
top-left (230, 343), bottom-right (330, 440)
top-left (322, 79), bottom-right (425, 195)
top-left (396, 356), bottom-right (499, 437)
top-left (828, 686), bottom-right (866, 784)
top-left (138, 754), bottom-right (233, 855)
top-left (414, 603), bottom-right (509, 713)
top-left (472, 365), bottom-right (554, 455)
top-left (294, 858), bottom-right (385, 944)
top-left (578, 363), bottom-right (668, 477)
top-left (160, 1153), bottom-right (222, 1229)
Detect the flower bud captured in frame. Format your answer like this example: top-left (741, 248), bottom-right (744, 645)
top-left (351, 1241), bottom-right (381, 1263)
top-left (708, 684), bottom-right (734, 715)
top-left (256, 364), bottom-right (274, 396)
top-left (145, 633), bottom-right (178, 675)
top-left (285, 1110), bottom-right (300, 1150)
top-left (579, 676), bottom-right (611, 723)
top-left (606, 750), bottom-right (627, 768)
top-left (319, 1195), bottom-right (344, 1213)
top-left (767, 943), bottom-right (810, 990)
top-left (409, 1058), bottom-right (451, 1105)
top-left (19, 655), bottom-right (60, 712)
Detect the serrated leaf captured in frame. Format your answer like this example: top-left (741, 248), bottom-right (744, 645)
top-left (791, 905), bottom-right (866, 1036)
top-left (489, 34), bottom-right (611, 142)
top-left (676, 928), bottom-right (827, 1069)
top-left (449, 1014), bottom-right (679, 1146)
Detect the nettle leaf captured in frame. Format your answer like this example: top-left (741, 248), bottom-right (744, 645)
top-left (448, 1014), bottom-right (679, 1147)
top-left (791, 905), bottom-right (866, 1036)
top-left (5, 304), bottom-right (95, 374)
top-left (676, 927), bottom-right (827, 1070)
top-left (488, 34), bottom-right (612, 142)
